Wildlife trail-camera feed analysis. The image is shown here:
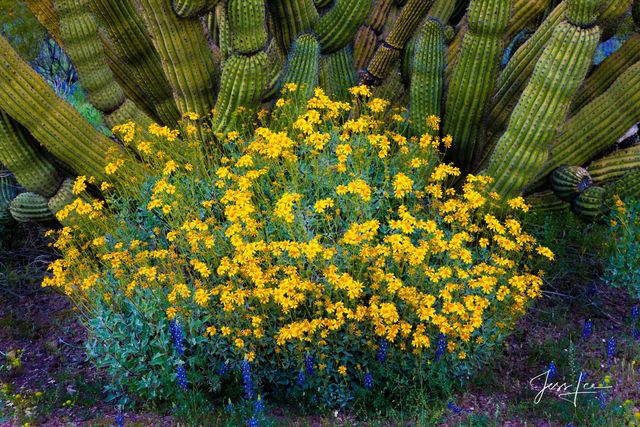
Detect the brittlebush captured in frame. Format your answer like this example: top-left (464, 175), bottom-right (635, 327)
top-left (43, 86), bottom-right (553, 408)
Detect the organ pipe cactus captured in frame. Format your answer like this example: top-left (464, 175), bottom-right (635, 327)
top-left (0, 0), bottom-right (636, 227)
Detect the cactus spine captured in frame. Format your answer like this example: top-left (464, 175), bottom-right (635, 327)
top-left (444, 0), bottom-right (514, 171)
top-left (314, 0), bottom-right (374, 53)
top-left (172, 0), bottom-right (217, 17)
top-left (269, 0), bottom-right (319, 52)
top-left (228, 0), bottom-right (269, 54)
top-left (323, 46), bottom-right (358, 102)
top-left (409, 19), bottom-right (445, 137)
top-left (485, 5), bottom-right (602, 197)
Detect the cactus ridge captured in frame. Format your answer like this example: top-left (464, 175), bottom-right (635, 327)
top-left (9, 192), bottom-right (56, 223)
top-left (314, 0), bottom-right (374, 53)
top-left (269, 0), bottom-right (320, 52)
top-left (444, 0), bottom-right (515, 171)
top-left (588, 145), bottom-right (640, 184)
top-left (572, 185), bottom-right (606, 221)
top-left (47, 177), bottom-right (76, 215)
top-left (526, 190), bottom-right (571, 214)
top-left (551, 165), bottom-right (593, 202)
top-left (173, 0), bottom-right (217, 17)
top-left (324, 45), bottom-right (358, 101)
top-left (409, 19), bottom-right (445, 137)
top-left (228, 0), bottom-right (269, 54)
top-left (55, 0), bottom-right (125, 113)
top-left (486, 22), bottom-right (601, 197)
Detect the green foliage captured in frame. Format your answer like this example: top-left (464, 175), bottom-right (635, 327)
top-left (0, 0), bottom-right (46, 62)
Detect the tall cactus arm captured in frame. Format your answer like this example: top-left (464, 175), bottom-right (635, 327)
top-left (354, 0), bottom-right (394, 69)
top-left (23, 0), bottom-right (63, 45)
top-left (443, 0), bottom-right (514, 172)
top-left (314, 0), bottom-right (373, 53)
top-left (409, 19), bottom-right (445, 137)
top-left (485, 15), bottom-right (602, 198)
top-left (588, 145), bottom-right (640, 184)
top-left (428, 0), bottom-right (457, 22)
top-left (487, 1), bottom-right (567, 137)
top-left (364, 0), bottom-right (435, 82)
top-left (323, 46), bottom-right (358, 102)
top-left (268, 0), bottom-right (319, 52)
top-left (228, 0), bottom-right (269, 55)
top-left (54, 0), bottom-right (125, 113)
top-left (172, 0), bottom-right (218, 17)
top-left (571, 33), bottom-right (640, 114)
top-left (534, 60), bottom-right (640, 188)
top-left (90, 0), bottom-right (180, 124)
top-left (0, 34), bottom-right (137, 183)
top-left (0, 110), bottom-right (63, 197)
top-left (600, 0), bottom-right (634, 39)
top-left (134, 0), bottom-right (219, 116)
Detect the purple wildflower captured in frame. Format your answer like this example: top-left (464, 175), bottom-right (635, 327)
top-left (169, 319), bottom-right (184, 357)
top-left (377, 338), bottom-right (388, 363)
top-left (582, 320), bottom-right (593, 340)
top-left (242, 360), bottom-right (255, 399)
top-left (304, 355), bottom-right (314, 376)
top-left (176, 365), bottom-right (187, 391)
top-left (363, 372), bottom-right (373, 389)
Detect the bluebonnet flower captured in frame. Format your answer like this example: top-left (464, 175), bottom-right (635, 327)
top-left (548, 361), bottom-right (557, 381)
top-left (115, 414), bottom-right (124, 427)
top-left (242, 360), bottom-right (255, 399)
top-left (633, 327), bottom-right (640, 340)
top-left (219, 361), bottom-right (229, 376)
top-left (254, 396), bottom-right (265, 414)
top-left (597, 385), bottom-right (608, 410)
top-left (169, 319), bottom-right (184, 357)
top-left (436, 334), bottom-right (447, 360)
top-left (377, 338), bottom-right (388, 363)
top-left (304, 355), bottom-right (314, 376)
top-left (607, 336), bottom-right (616, 365)
top-left (176, 365), bottom-right (187, 391)
top-left (297, 371), bottom-right (306, 387)
top-left (582, 320), bottom-right (593, 340)
top-left (247, 417), bottom-right (258, 427)
top-left (632, 305), bottom-right (639, 320)
top-left (566, 423), bottom-right (574, 427)
top-left (224, 400), bottom-right (234, 413)
top-left (447, 401), bottom-right (464, 415)
top-left (363, 372), bottom-right (373, 389)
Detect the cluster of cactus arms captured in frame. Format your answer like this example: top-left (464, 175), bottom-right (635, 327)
top-left (0, 0), bottom-right (640, 228)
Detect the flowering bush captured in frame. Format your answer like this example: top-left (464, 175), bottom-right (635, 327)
top-left (42, 86), bottom-right (553, 410)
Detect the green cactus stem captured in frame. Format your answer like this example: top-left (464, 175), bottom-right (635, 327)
top-left (588, 145), bottom-right (640, 184)
top-left (324, 46), bottom-right (358, 102)
top-left (535, 60), bottom-right (640, 188)
top-left (48, 177), bottom-right (76, 215)
top-left (135, 0), bottom-right (219, 116)
top-left (315, 0), bottom-right (373, 53)
top-left (0, 166), bottom-right (18, 225)
top-left (173, 0), bottom-right (217, 17)
top-left (0, 110), bottom-right (63, 197)
top-left (551, 165), bottom-right (593, 202)
top-left (605, 167), bottom-right (640, 205)
top-left (55, 0), bottom-right (125, 113)
top-left (526, 190), bottom-right (571, 213)
top-left (0, 34), bottom-right (140, 184)
top-left (24, 0), bottom-right (63, 45)
top-left (228, 0), bottom-right (269, 54)
top-left (409, 19), bottom-right (445, 137)
top-left (572, 185), bottom-right (606, 221)
top-left (485, 18), bottom-right (601, 197)
top-left (571, 34), bottom-right (640, 114)
top-left (9, 192), bottom-right (56, 223)
top-left (444, 0), bottom-right (514, 171)
top-left (268, 0), bottom-right (319, 52)
top-left (212, 52), bottom-right (269, 133)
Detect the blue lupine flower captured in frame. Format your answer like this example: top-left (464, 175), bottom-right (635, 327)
top-left (607, 336), bottom-right (616, 363)
top-left (254, 397), bottom-right (265, 414)
top-left (447, 401), bottom-right (463, 415)
top-left (436, 334), bottom-right (447, 360)
top-left (566, 423), bottom-right (574, 427)
top-left (377, 338), bottom-right (389, 363)
top-left (115, 414), bottom-right (124, 427)
top-left (633, 305), bottom-right (639, 320)
top-left (633, 327), bottom-right (640, 340)
top-left (582, 320), bottom-right (593, 340)
top-left (169, 319), bottom-right (184, 357)
top-left (225, 401), bottom-right (234, 413)
top-left (241, 360), bottom-right (255, 399)
top-left (219, 361), bottom-right (229, 376)
top-left (548, 361), bottom-right (557, 381)
top-left (597, 385), bottom-right (608, 410)
top-left (176, 365), bottom-right (187, 391)
top-left (364, 372), bottom-right (373, 389)
top-left (247, 417), bottom-right (258, 427)
top-left (297, 371), bottom-right (306, 387)
top-left (304, 355), bottom-right (314, 376)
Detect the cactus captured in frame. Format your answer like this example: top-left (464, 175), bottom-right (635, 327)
top-left (409, 19), bottom-right (445, 136)
top-left (269, 0), bottom-right (319, 52)
top-left (0, 167), bottom-right (18, 225)
top-left (91, 0), bottom-right (180, 124)
top-left (9, 192), bottom-right (56, 223)
top-left (353, 0), bottom-right (394, 69)
top-left (212, 52), bottom-right (269, 132)
top-left (135, 0), bottom-right (219, 116)
top-left (47, 177), bottom-right (76, 215)
top-left (485, 16), bottom-right (601, 197)
top-left (54, 0), bottom-right (125, 113)
top-left (588, 145), bottom-right (640, 184)
top-left (444, 0), bottom-right (514, 171)
top-left (527, 190), bottom-right (571, 214)
top-left (572, 185), bottom-right (606, 221)
top-left (551, 165), bottom-right (593, 202)
top-left (605, 167), bottom-right (640, 205)
top-left (571, 34), bottom-right (640, 114)
top-left (0, 34), bottom-right (139, 183)
top-left (228, 0), bottom-right (268, 54)
top-left (537, 60), bottom-right (640, 187)
top-left (314, 0), bottom-right (373, 53)
top-left (173, 0), bottom-right (217, 17)
top-left (24, 0), bottom-right (63, 45)
top-left (323, 46), bottom-right (358, 102)
top-left (0, 109), bottom-right (64, 197)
